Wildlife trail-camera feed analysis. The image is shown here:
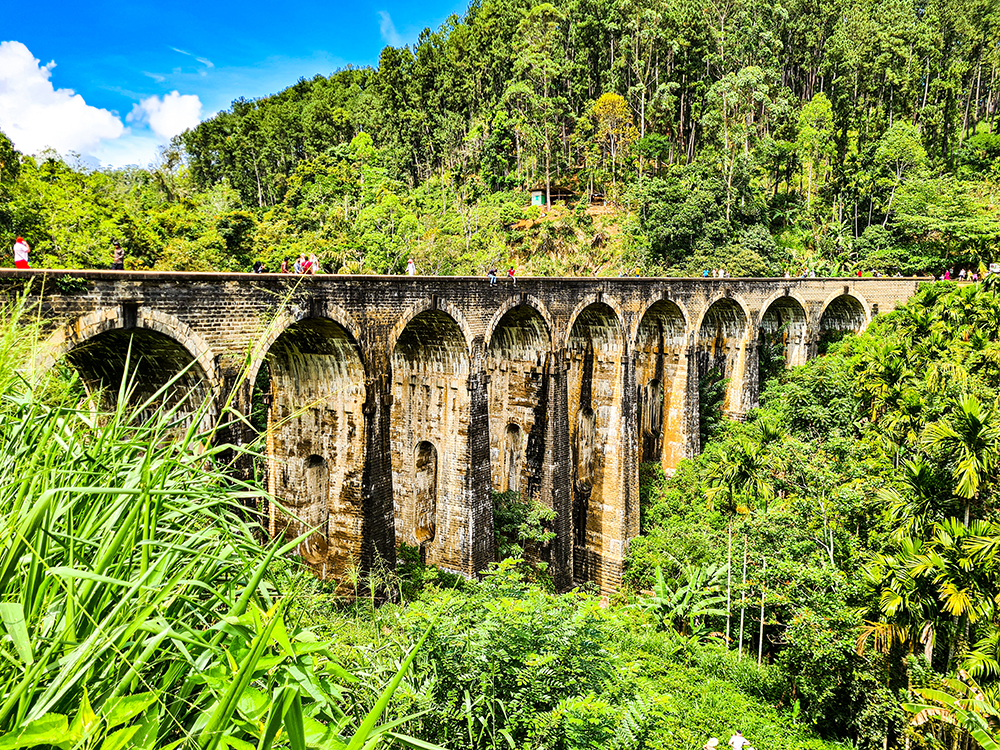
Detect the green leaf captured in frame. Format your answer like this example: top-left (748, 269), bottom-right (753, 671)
top-left (272, 615), bottom-right (294, 659)
top-left (0, 714), bottom-right (71, 750)
top-left (103, 692), bottom-right (158, 730)
top-left (69, 688), bottom-right (98, 738)
top-left (236, 688), bottom-right (270, 721)
top-left (285, 694), bottom-right (305, 750)
top-left (98, 725), bottom-right (140, 750)
top-left (0, 603), bottom-right (33, 665)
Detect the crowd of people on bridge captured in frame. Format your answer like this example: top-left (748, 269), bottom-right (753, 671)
top-left (5, 236), bottom-right (996, 285)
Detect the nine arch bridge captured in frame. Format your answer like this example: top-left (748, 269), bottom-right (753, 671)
top-left (0, 270), bottom-right (923, 592)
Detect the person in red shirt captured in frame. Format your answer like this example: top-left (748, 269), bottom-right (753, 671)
top-left (13, 237), bottom-right (30, 269)
top-left (507, 266), bottom-right (516, 285)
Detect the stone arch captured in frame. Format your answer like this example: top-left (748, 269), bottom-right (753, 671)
top-left (485, 295), bottom-right (555, 353)
top-left (695, 296), bottom-right (752, 419)
top-left (390, 309), bottom-right (471, 572)
top-left (247, 303), bottom-right (365, 391)
top-left (387, 299), bottom-right (476, 363)
top-left (566, 302), bottom-right (624, 584)
top-left (487, 304), bottom-right (552, 503)
top-left (562, 293), bottom-right (627, 351)
top-left (51, 307), bottom-right (218, 427)
top-left (634, 298), bottom-right (689, 471)
top-left (819, 292), bottom-right (870, 331)
top-left (818, 293), bottom-right (870, 354)
top-left (630, 296), bottom-right (690, 348)
top-left (693, 294), bottom-right (753, 340)
top-left (43, 306), bottom-right (219, 389)
top-left (758, 294), bottom-right (809, 371)
top-left (263, 316), bottom-right (367, 580)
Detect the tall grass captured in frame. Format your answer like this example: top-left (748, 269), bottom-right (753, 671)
top-left (0, 292), bottom-right (435, 750)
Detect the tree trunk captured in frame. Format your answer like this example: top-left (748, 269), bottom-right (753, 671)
top-left (738, 536), bottom-right (747, 659)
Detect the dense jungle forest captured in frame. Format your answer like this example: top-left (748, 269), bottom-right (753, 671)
top-left (1, 0), bottom-right (1000, 277)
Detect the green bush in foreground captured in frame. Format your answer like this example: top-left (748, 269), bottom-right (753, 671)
top-left (0, 293), bottom-right (434, 750)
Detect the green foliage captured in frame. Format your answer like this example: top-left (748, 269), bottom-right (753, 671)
top-left (493, 489), bottom-right (556, 563)
top-left (639, 562), bottom-right (728, 637)
top-left (699, 366), bottom-right (729, 446)
top-left (0, 291), bottom-right (437, 750)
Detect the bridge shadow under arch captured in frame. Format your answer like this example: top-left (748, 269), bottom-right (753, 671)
top-left (696, 297), bottom-right (751, 421)
top-left (635, 299), bottom-right (688, 471)
top-left (758, 295), bottom-right (809, 392)
top-left (391, 309), bottom-right (473, 574)
top-left (567, 302), bottom-right (624, 585)
top-left (487, 304), bottom-right (551, 503)
top-left (259, 316), bottom-right (366, 581)
top-left (63, 327), bottom-right (215, 430)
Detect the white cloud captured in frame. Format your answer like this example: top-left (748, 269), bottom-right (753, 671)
top-left (127, 91), bottom-right (203, 139)
top-left (0, 40), bottom-right (124, 155)
top-left (170, 46), bottom-right (214, 73)
top-left (377, 11), bottom-right (404, 46)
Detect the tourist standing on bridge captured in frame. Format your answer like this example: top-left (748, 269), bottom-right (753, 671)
top-left (111, 239), bottom-right (125, 270)
top-left (12, 237), bottom-right (30, 269)
top-left (308, 254), bottom-right (319, 274)
top-left (507, 266), bottom-right (516, 285)
top-left (294, 254), bottom-right (305, 274)
top-left (407, 258), bottom-right (417, 275)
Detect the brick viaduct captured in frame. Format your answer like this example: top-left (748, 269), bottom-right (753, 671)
top-left (0, 270), bottom-right (924, 592)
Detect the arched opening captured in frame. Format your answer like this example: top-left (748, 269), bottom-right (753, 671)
top-left (639, 379), bottom-right (663, 452)
top-left (503, 424), bottom-right (523, 493)
top-left (635, 299), bottom-right (687, 469)
top-left (696, 299), bottom-right (749, 439)
top-left (413, 441), bottom-right (438, 546)
top-left (819, 295), bottom-right (867, 354)
top-left (262, 317), bottom-right (366, 580)
top-left (391, 310), bottom-right (469, 572)
top-left (759, 297), bottom-right (808, 387)
top-left (296, 455), bottom-right (330, 564)
top-left (567, 302), bottom-right (623, 583)
top-left (487, 305), bottom-right (550, 503)
top-left (63, 328), bottom-right (213, 428)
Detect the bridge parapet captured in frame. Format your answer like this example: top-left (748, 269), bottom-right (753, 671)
top-left (0, 270), bottom-right (923, 592)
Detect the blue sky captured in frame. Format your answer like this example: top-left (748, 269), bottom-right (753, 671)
top-left (0, 0), bottom-right (469, 167)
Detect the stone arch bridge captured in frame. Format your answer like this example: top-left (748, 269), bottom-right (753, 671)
top-left (0, 271), bottom-right (923, 592)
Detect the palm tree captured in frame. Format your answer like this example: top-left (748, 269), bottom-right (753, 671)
top-left (706, 433), bottom-right (776, 513)
top-left (923, 394), bottom-right (1000, 526)
top-left (881, 457), bottom-right (952, 541)
top-left (860, 536), bottom-right (940, 664)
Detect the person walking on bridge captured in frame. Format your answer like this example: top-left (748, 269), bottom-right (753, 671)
top-left (12, 237), bottom-right (30, 269)
top-left (507, 266), bottom-right (516, 285)
top-left (111, 239), bottom-right (125, 270)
